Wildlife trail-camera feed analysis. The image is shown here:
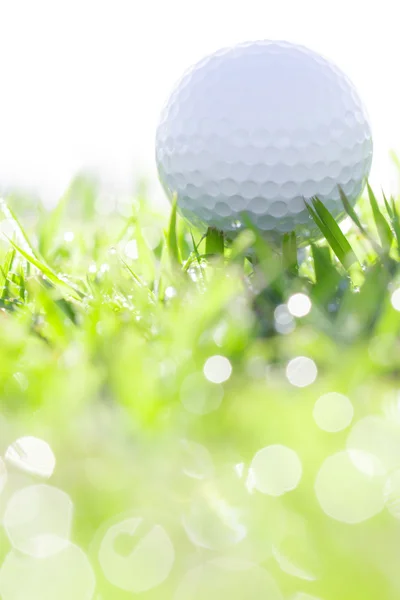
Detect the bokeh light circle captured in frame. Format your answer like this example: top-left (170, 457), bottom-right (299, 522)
top-left (0, 543), bottom-right (95, 600)
top-left (315, 450), bottom-right (384, 523)
top-left (286, 357), bottom-right (317, 388)
top-left (175, 559), bottom-right (283, 600)
top-left (250, 445), bottom-right (302, 496)
top-left (347, 415), bottom-right (400, 474)
top-left (5, 437), bottom-right (56, 479)
top-left (313, 393), bottom-right (353, 432)
top-left (98, 516), bottom-right (175, 593)
top-left (4, 484), bottom-right (73, 557)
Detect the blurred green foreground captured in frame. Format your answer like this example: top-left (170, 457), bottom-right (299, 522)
top-left (1, 177), bottom-right (400, 599)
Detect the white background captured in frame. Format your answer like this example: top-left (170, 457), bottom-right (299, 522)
top-left (0, 0), bottom-right (398, 203)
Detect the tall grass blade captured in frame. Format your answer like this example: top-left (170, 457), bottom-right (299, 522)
top-left (6, 237), bottom-right (84, 302)
top-left (339, 186), bottom-right (365, 233)
top-left (0, 249), bottom-right (15, 300)
top-left (205, 227), bottom-right (224, 256)
top-left (167, 193), bottom-right (181, 263)
top-left (282, 231), bottom-right (298, 274)
top-left (306, 198), bottom-right (358, 269)
top-left (367, 183), bottom-right (392, 252)
top-left (390, 196), bottom-right (400, 253)
top-left (0, 199), bottom-right (38, 258)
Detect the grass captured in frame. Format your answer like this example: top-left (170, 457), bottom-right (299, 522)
top-left (1, 175), bottom-right (400, 598)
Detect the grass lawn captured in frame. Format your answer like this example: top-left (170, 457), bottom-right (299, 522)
top-left (0, 175), bottom-right (400, 599)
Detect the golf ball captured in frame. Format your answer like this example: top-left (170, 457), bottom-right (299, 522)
top-left (155, 40), bottom-right (373, 241)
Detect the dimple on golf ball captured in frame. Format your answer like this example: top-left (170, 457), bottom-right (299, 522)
top-left (155, 40), bottom-right (373, 241)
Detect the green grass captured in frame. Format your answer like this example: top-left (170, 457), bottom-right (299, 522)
top-left (1, 176), bottom-right (400, 599)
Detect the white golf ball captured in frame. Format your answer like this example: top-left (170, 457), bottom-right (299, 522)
top-left (155, 40), bottom-right (372, 241)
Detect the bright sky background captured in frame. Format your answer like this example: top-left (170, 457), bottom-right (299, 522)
top-left (0, 0), bottom-right (399, 203)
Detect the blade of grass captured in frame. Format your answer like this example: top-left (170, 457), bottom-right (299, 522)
top-left (205, 227), bottom-right (224, 256)
top-left (339, 186), bottom-right (381, 255)
top-left (0, 199), bottom-right (39, 258)
top-left (38, 191), bottom-right (70, 258)
top-left (311, 244), bottom-right (336, 284)
top-left (337, 261), bottom-right (390, 338)
top-left (182, 253), bottom-right (206, 272)
top-left (18, 263), bottom-right (26, 302)
top-left (177, 216), bottom-right (192, 260)
top-left (167, 193), bottom-right (181, 263)
top-left (189, 231), bottom-right (204, 270)
top-left (282, 231), bottom-right (298, 275)
top-left (242, 214), bottom-right (274, 264)
top-left (229, 229), bottom-right (256, 263)
top-left (390, 150), bottom-right (400, 172)
top-left (30, 279), bottom-right (74, 342)
top-left (182, 232), bottom-right (206, 283)
top-left (0, 248), bottom-right (15, 299)
top-left (390, 196), bottom-right (400, 253)
top-left (242, 213), bottom-right (282, 291)
top-left (190, 231), bottom-right (201, 257)
top-left (306, 198), bottom-right (358, 269)
top-left (339, 186), bottom-right (366, 233)
top-left (367, 183), bottom-right (392, 252)
top-left (119, 255), bottom-right (156, 303)
top-left (6, 237), bottom-right (84, 302)
top-left (382, 190), bottom-right (393, 219)
top-left (134, 224), bottom-right (157, 285)
top-left (305, 202), bottom-right (327, 236)
top-left (311, 243), bottom-right (342, 303)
